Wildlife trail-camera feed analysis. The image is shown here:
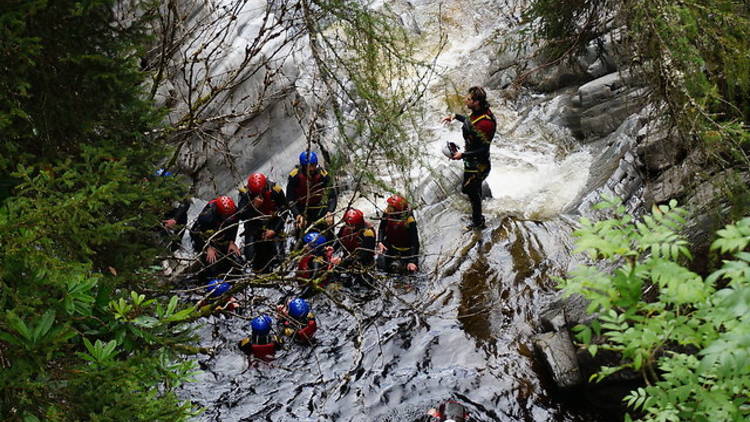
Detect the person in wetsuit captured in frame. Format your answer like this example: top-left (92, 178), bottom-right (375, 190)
top-left (296, 231), bottom-right (334, 297)
top-left (197, 279), bottom-right (240, 313)
top-left (189, 195), bottom-right (242, 279)
top-left (286, 151), bottom-right (337, 234)
top-left (442, 86), bottom-right (496, 230)
top-left (239, 315), bottom-right (281, 361)
top-left (237, 172), bottom-right (289, 273)
top-left (331, 208), bottom-right (376, 283)
top-left (376, 195), bottom-right (420, 274)
top-left (277, 297), bottom-right (317, 345)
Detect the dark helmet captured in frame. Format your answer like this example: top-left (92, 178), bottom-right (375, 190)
top-left (343, 208), bottom-right (364, 226)
top-left (205, 279), bottom-right (231, 297)
top-left (246, 173), bottom-right (268, 195)
top-left (251, 314), bottom-right (273, 335)
top-left (299, 151), bottom-right (318, 166)
top-left (303, 231), bottom-right (327, 249)
top-left (288, 298), bottom-right (310, 319)
top-left (440, 400), bottom-right (468, 422)
top-left (386, 194), bottom-right (408, 212)
top-left (213, 195), bottom-right (237, 217)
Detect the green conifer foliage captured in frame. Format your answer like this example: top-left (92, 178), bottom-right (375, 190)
top-left (0, 1), bottom-right (197, 420)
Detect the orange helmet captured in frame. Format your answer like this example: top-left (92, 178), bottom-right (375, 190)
top-left (386, 195), bottom-right (408, 212)
top-left (214, 195), bottom-right (237, 217)
top-left (343, 208), bottom-right (364, 226)
top-left (246, 173), bottom-right (267, 195)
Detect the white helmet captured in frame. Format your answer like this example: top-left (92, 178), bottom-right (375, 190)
top-left (442, 141), bottom-right (460, 158)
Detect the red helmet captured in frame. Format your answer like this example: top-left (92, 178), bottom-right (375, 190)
top-left (214, 195), bottom-right (237, 216)
top-left (387, 194), bottom-right (408, 212)
top-left (343, 208), bottom-right (364, 226)
top-left (246, 173), bottom-right (267, 194)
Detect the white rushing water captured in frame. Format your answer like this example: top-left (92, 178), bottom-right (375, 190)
top-left (297, 0), bottom-right (595, 224)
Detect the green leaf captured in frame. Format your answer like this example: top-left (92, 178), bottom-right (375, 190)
top-left (6, 311), bottom-right (32, 341)
top-left (133, 316), bottom-right (159, 328)
top-left (32, 310), bottom-right (55, 343)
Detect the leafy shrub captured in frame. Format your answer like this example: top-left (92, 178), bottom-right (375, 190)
top-left (562, 197), bottom-right (750, 421)
top-left (0, 1), bottom-right (197, 420)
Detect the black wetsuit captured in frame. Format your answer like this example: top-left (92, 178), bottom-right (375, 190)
top-left (377, 211), bottom-right (420, 272)
top-left (455, 109), bottom-right (496, 226)
top-left (189, 201), bottom-right (240, 278)
top-left (237, 181), bottom-right (288, 273)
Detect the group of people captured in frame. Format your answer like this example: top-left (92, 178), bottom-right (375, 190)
top-left (182, 151), bottom-right (422, 361)
top-left (160, 86), bottom-right (495, 371)
top-left (186, 149), bottom-right (422, 286)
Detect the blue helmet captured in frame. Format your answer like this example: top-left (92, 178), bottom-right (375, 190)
top-left (154, 168), bottom-right (174, 177)
top-left (303, 231), bottom-right (326, 248)
top-left (251, 315), bottom-right (273, 335)
top-left (205, 279), bottom-right (231, 297)
top-left (288, 298), bottom-right (310, 319)
top-left (299, 151), bottom-right (318, 166)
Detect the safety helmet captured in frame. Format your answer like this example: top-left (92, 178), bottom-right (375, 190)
top-left (246, 173), bottom-right (267, 195)
top-left (343, 208), bottom-right (364, 226)
top-left (288, 298), bottom-right (310, 319)
top-left (251, 314), bottom-right (273, 335)
top-left (299, 151), bottom-right (318, 166)
top-left (214, 195), bottom-right (237, 217)
top-left (205, 279), bottom-right (231, 297)
top-left (302, 231), bottom-right (327, 249)
top-left (387, 194), bottom-right (408, 212)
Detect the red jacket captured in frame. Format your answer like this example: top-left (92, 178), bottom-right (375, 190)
top-left (281, 313), bottom-right (317, 344)
top-left (286, 166), bottom-right (337, 216)
top-left (238, 335), bottom-right (280, 361)
top-left (297, 253), bottom-right (332, 285)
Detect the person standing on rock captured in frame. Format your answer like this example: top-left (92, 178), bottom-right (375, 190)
top-left (442, 86), bottom-right (497, 230)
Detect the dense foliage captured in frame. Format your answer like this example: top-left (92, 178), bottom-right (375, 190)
top-left (524, 0), bottom-right (750, 168)
top-left (0, 0), bottom-right (196, 420)
top-left (562, 197), bottom-right (750, 421)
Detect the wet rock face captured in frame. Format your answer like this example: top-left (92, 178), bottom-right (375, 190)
top-left (182, 92), bottom-right (310, 200)
top-left (539, 70), bottom-right (647, 141)
top-left (635, 120), bottom-right (687, 176)
top-left (487, 25), bottom-right (624, 93)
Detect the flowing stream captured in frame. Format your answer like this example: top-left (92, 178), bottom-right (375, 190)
top-left (175, 1), bottom-right (637, 420)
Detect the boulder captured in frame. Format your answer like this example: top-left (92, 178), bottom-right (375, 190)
top-left (635, 121), bottom-right (686, 175)
top-left (643, 147), bottom-right (708, 205)
top-left (576, 70), bottom-right (634, 109)
top-left (579, 87), bottom-right (646, 138)
top-left (533, 330), bottom-right (584, 389)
